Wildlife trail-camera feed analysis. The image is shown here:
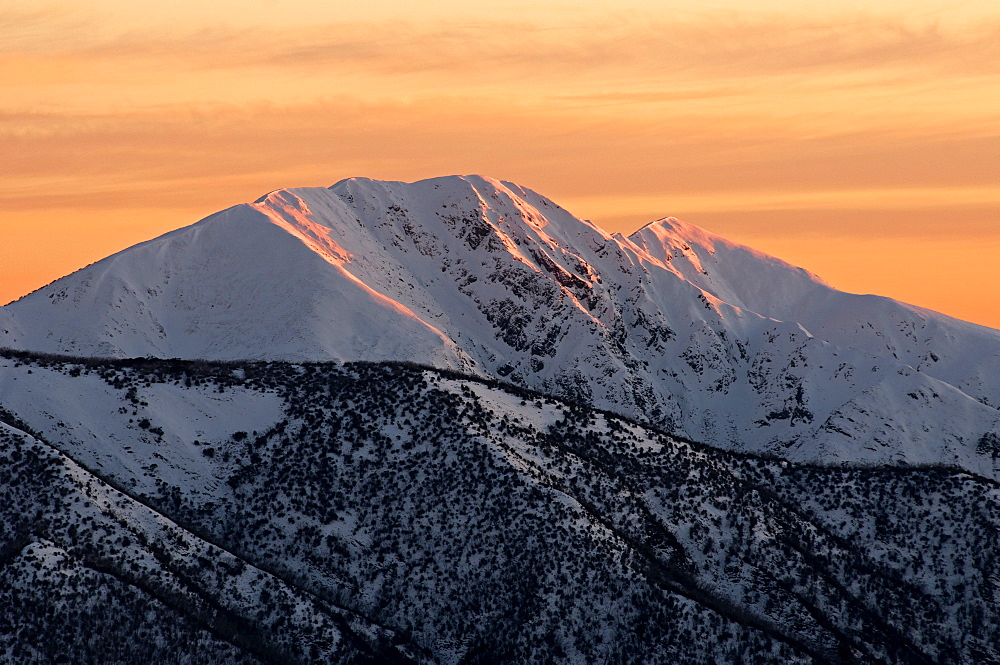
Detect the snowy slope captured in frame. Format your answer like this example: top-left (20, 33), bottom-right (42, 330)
top-left (0, 200), bottom-right (467, 367)
top-left (2, 175), bottom-right (998, 470)
top-left (1, 355), bottom-right (996, 664)
top-left (0, 417), bottom-right (412, 664)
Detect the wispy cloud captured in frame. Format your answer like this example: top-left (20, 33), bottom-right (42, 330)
top-left (2, 101), bottom-right (995, 209)
top-left (7, 12), bottom-right (999, 78)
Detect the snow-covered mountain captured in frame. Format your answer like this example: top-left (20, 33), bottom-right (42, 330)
top-left (2, 175), bottom-right (998, 472)
top-left (1, 353), bottom-right (996, 664)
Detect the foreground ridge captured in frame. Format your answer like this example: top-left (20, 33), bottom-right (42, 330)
top-left (0, 352), bottom-right (996, 663)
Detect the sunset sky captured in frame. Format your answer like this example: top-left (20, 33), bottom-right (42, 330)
top-left (3, 0), bottom-right (998, 327)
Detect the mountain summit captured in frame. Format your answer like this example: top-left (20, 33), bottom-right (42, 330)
top-left (2, 175), bottom-right (998, 472)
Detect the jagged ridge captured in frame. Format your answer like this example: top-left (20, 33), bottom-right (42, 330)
top-left (1, 175), bottom-right (998, 472)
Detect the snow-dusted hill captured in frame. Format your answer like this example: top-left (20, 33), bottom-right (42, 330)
top-left (1, 354), bottom-right (996, 664)
top-left (2, 175), bottom-right (998, 471)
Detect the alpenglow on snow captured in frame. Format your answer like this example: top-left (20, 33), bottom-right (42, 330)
top-left (2, 175), bottom-right (998, 474)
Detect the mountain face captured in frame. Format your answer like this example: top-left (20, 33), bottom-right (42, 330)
top-left (1, 176), bottom-right (998, 664)
top-left (1, 352), bottom-right (996, 665)
top-left (3, 176), bottom-right (998, 473)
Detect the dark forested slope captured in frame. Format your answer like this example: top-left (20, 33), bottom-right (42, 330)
top-left (0, 352), bottom-right (996, 664)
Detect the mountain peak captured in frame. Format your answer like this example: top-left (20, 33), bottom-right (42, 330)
top-left (621, 215), bottom-right (832, 317)
top-left (2, 176), bottom-right (998, 473)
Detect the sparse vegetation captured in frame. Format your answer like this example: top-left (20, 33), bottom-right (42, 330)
top-left (0, 351), bottom-right (995, 664)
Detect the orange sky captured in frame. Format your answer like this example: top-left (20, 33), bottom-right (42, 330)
top-left (3, 1), bottom-right (998, 328)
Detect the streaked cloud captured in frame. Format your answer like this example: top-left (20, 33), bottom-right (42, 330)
top-left (3, 101), bottom-right (994, 194)
top-left (6, 12), bottom-right (999, 87)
